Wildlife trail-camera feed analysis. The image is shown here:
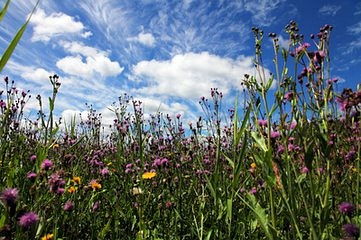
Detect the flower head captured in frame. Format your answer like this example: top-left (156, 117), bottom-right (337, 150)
top-left (18, 212), bottom-right (39, 228)
top-left (142, 172), bottom-right (156, 179)
top-left (41, 159), bottom-right (53, 170)
top-left (63, 201), bottom-right (74, 212)
top-left (72, 176), bottom-right (81, 185)
top-left (338, 202), bottom-right (355, 215)
top-left (0, 188), bottom-right (19, 206)
top-left (89, 180), bottom-right (102, 190)
top-left (27, 172), bottom-right (37, 181)
top-left (41, 234), bottom-right (54, 240)
top-left (342, 223), bottom-right (360, 238)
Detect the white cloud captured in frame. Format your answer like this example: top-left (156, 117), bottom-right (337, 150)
top-left (132, 52), bottom-right (258, 99)
top-left (56, 41), bottom-right (124, 78)
top-left (276, 35), bottom-right (290, 49)
top-left (348, 21), bottom-right (361, 35)
top-left (318, 5), bottom-right (341, 16)
top-left (21, 68), bottom-right (52, 83)
top-left (30, 9), bottom-right (90, 42)
top-left (244, 0), bottom-right (286, 26)
top-left (127, 32), bottom-right (156, 47)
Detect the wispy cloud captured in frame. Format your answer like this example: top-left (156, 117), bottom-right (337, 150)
top-left (318, 5), bottom-right (341, 16)
top-left (348, 21), bottom-right (361, 35)
top-left (243, 0), bottom-right (287, 27)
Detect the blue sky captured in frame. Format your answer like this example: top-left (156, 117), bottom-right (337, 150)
top-left (0, 0), bottom-right (360, 125)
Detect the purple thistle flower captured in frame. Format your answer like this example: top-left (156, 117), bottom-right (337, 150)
top-left (271, 131), bottom-right (281, 139)
top-left (300, 167), bottom-right (309, 174)
top-left (284, 92), bottom-right (294, 101)
top-left (18, 212), bottom-right (39, 228)
top-left (342, 224), bottom-right (360, 238)
top-left (100, 168), bottom-right (110, 176)
top-left (41, 159), bottom-right (53, 170)
top-left (0, 188), bottom-right (19, 206)
top-left (338, 202), bottom-right (355, 215)
top-left (257, 119), bottom-right (268, 127)
top-left (63, 201), bottom-right (74, 212)
top-left (29, 155), bottom-right (37, 162)
top-left (125, 163), bottom-right (133, 169)
top-left (26, 172), bottom-right (37, 181)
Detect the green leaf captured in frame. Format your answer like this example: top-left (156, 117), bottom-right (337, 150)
top-left (226, 198), bottom-right (232, 223)
top-left (251, 131), bottom-right (268, 152)
top-left (0, 0), bottom-right (40, 72)
top-left (98, 219), bottom-right (111, 239)
top-left (245, 194), bottom-right (274, 240)
top-left (0, 0), bottom-right (11, 21)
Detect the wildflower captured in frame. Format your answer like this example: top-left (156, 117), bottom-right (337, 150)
top-left (41, 234), bottom-right (54, 240)
top-left (342, 224), bottom-right (360, 238)
top-left (18, 212), bottom-right (39, 228)
top-left (63, 201), bottom-right (74, 212)
top-left (100, 168), bottom-right (110, 176)
top-left (270, 131), bottom-right (281, 139)
top-left (249, 187), bottom-right (257, 194)
top-left (126, 163), bottom-right (133, 169)
top-left (41, 159), bottom-right (53, 170)
top-left (92, 201), bottom-right (100, 212)
top-left (257, 119), bottom-right (268, 127)
top-left (165, 201), bottom-right (173, 208)
top-left (72, 176), bottom-right (81, 185)
top-left (29, 155), bottom-right (37, 161)
top-left (52, 143), bottom-right (59, 149)
top-left (27, 172), bottom-right (37, 181)
top-left (289, 120), bottom-right (297, 130)
top-left (300, 167), bottom-right (309, 174)
top-left (0, 188), bottom-right (19, 206)
top-left (250, 163), bottom-right (257, 169)
top-left (48, 173), bottom-right (66, 195)
top-left (283, 92), bottom-right (294, 101)
top-left (89, 180), bottom-right (102, 190)
top-left (67, 186), bottom-right (76, 193)
top-left (142, 172), bottom-right (156, 180)
top-left (338, 202), bottom-right (355, 215)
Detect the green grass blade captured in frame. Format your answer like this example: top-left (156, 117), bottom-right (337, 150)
top-left (0, 0), bottom-right (40, 73)
top-left (0, 0), bottom-right (11, 21)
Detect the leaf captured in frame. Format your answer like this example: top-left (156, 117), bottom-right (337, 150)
top-left (0, 0), bottom-right (11, 21)
top-left (205, 230), bottom-right (213, 240)
top-left (0, 0), bottom-right (40, 72)
top-left (245, 194), bottom-right (274, 240)
top-left (226, 198), bottom-right (232, 223)
top-left (98, 219), bottom-right (111, 239)
top-left (251, 131), bottom-right (268, 152)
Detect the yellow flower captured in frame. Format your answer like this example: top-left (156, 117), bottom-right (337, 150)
top-left (90, 180), bottom-right (102, 190)
top-left (52, 144), bottom-right (59, 149)
top-left (250, 163), bottom-right (257, 169)
top-left (68, 186), bottom-right (77, 193)
top-left (41, 234), bottom-right (54, 240)
top-left (142, 172), bottom-right (156, 180)
top-left (72, 176), bottom-right (81, 184)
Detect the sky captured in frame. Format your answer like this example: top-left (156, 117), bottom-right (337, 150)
top-left (0, 0), bottom-right (360, 126)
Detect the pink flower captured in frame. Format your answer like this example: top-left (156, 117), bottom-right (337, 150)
top-left (18, 212), bottom-right (39, 228)
top-left (41, 159), bottom-right (53, 170)
top-left (0, 188), bottom-right (19, 206)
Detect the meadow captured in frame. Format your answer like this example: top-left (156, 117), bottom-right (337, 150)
top-left (0, 20), bottom-right (361, 239)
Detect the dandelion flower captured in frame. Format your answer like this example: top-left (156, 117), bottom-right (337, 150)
top-left (41, 234), bottom-right (54, 240)
top-left (142, 172), bottom-right (156, 179)
top-left (67, 186), bottom-right (76, 193)
top-left (89, 180), bottom-right (102, 190)
top-left (72, 176), bottom-right (81, 185)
